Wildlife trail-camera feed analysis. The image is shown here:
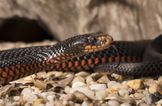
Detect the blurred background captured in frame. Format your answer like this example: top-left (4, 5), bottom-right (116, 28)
top-left (0, 0), bottom-right (161, 42)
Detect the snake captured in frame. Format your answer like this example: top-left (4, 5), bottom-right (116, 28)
top-left (0, 32), bottom-right (112, 85)
top-left (55, 34), bottom-right (162, 77)
top-left (0, 32), bottom-right (162, 85)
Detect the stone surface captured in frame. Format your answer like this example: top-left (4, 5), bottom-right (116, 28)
top-left (0, 0), bottom-right (161, 41)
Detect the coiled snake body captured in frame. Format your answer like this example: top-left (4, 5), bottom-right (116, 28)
top-left (0, 32), bottom-right (162, 85)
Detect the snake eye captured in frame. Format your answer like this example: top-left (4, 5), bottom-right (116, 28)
top-left (88, 37), bottom-right (98, 45)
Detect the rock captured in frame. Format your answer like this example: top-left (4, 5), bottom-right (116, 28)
top-left (127, 79), bottom-right (143, 90)
top-left (149, 84), bottom-right (158, 93)
top-left (40, 92), bottom-right (55, 100)
top-left (118, 89), bottom-right (130, 97)
top-left (134, 93), bottom-right (144, 99)
top-left (81, 101), bottom-right (90, 106)
top-left (0, 99), bottom-right (4, 106)
top-left (72, 82), bottom-right (86, 89)
top-left (107, 81), bottom-right (121, 88)
top-left (143, 94), bottom-right (152, 105)
top-left (75, 71), bottom-right (90, 77)
top-left (21, 88), bottom-right (38, 103)
top-left (64, 86), bottom-right (72, 94)
top-left (95, 90), bottom-right (108, 100)
top-left (90, 84), bottom-right (107, 91)
top-left (74, 91), bottom-right (88, 101)
top-left (156, 99), bottom-right (162, 106)
top-left (158, 76), bottom-right (162, 82)
top-left (111, 73), bottom-right (123, 81)
top-left (97, 75), bottom-right (109, 84)
top-left (120, 103), bottom-right (132, 106)
top-left (107, 81), bottom-right (122, 94)
top-left (86, 76), bottom-right (96, 85)
top-left (46, 95), bottom-right (55, 102)
top-left (13, 96), bottom-right (20, 101)
top-left (107, 100), bottom-right (120, 106)
top-left (72, 76), bottom-right (85, 84)
top-left (60, 93), bottom-right (75, 101)
top-left (57, 74), bottom-right (74, 87)
top-left (33, 80), bottom-right (47, 90)
top-left (72, 86), bottom-right (95, 100)
top-left (33, 99), bottom-right (45, 106)
top-left (54, 71), bottom-right (64, 78)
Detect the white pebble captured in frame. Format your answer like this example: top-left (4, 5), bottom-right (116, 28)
top-left (72, 86), bottom-right (95, 100)
top-left (120, 103), bottom-right (131, 106)
top-left (72, 76), bottom-right (85, 83)
top-left (13, 96), bottom-right (20, 101)
top-left (90, 84), bottom-right (107, 91)
top-left (0, 99), bottom-right (4, 106)
top-left (81, 101), bottom-right (90, 106)
top-left (108, 100), bottom-right (120, 106)
top-left (72, 82), bottom-right (85, 89)
top-left (118, 89), bottom-right (129, 97)
top-left (40, 92), bottom-right (55, 100)
top-left (21, 88), bottom-right (32, 96)
top-left (64, 86), bottom-right (72, 94)
top-left (21, 88), bottom-right (38, 103)
top-left (95, 90), bottom-right (107, 100)
top-left (47, 95), bottom-right (55, 102)
top-left (86, 76), bottom-right (96, 85)
top-left (107, 81), bottom-right (120, 88)
top-left (143, 95), bottom-right (152, 105)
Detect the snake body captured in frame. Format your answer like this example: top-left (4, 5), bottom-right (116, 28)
top-left (0, 32), bottom-right (112, 85)
top-left (43, 34), bottom-right (162, 77)
top-left (0, 32), bottom-right (162, 85)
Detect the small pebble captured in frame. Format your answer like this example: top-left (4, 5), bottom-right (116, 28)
top-left (107, 81), bottom-right (122, 94)
top-left (33, 99), bottom-right (45, 106)
top-left (64, 86), bottom-right (72, 94)
top-left (72, 76), bottom-right (85, 84)
top-left (61, 94), bottom-right (75, 101)
top-left (21, 88), bottom-right (38, 103)
top-left (81, 101), bottom-right (90, 106)
top-left (149, 84), bottom-right (158, 93)
top-left (156, 99), bottom-right (162, 105)
top-left (33, 80), bottom-right (47, 90)
top-left (0, 99), bottom-right (5, 106)
top-left (127, 79), bottom-right (143, 90)
top-left (120, 102), bottom-right (131, 106)
top-left (143, 94), bottom-right (152, 105)
top-left (97, 75), bottom-right (109, 84)
top-left (74, 91), bottom-right (88, 101)
top-left (118, 89), bottom-right (129, 97)
top-left (75, 71), bottom-right (90, 77)
top-left (95, 90), bottom-right (108, 100)
top-left (107, 81), bottom-right (121, 88)
top-left (72, 82), bottom-right (85, 88)
top-left (72, 86), bottom-right (95, 100)
top-left (90, 84), bottom-right (107, 91)
top-left (86, 76), bottom-right (96, 85)
top-left (46, 95), bottom-right (55, 102)
top-left (134, 93), bottom-right (144, 99)
top-left (107, 100), bottom-right (120, 106)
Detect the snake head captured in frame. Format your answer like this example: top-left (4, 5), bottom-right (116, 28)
top-left (64, 32), bottom-right (113, 55)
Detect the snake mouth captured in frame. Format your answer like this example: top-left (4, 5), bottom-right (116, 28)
top-left (84, 34), bottom-right (113, 53)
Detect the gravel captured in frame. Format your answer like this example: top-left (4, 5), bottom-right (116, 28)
top-left (0, 41), bottom-right (161, 106)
